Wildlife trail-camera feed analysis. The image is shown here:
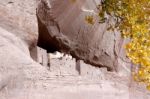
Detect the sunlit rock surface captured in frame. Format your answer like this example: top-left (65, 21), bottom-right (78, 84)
top-left (0, 0), bottom-right (39, 47)
top-left (0, 0), bottom-right (150, 99)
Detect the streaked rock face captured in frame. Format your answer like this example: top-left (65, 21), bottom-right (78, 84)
top-left (0, 0), bottom-right (39, 48)
top-left (0, 0), bottom-right (150, 99)
top-left (37, 0), bottom-right (131, 71)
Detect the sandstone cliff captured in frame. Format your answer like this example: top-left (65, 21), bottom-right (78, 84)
top-left (37, 0), bottom-right (131, 72)
top-left (0, 0), bottom-right (149, 99)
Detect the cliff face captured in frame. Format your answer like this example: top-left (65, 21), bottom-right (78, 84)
top-left (37, 0), bottom-right (131, 71)
top-left (0, 0), bottom-right (39, 48)
top-left (0, 0), bottom-right (150, 99)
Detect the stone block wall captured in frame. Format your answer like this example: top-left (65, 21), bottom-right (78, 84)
top-left (30, 46), bottom-right (48, 66)
top-left (31, 47), bottom-right (108, 77)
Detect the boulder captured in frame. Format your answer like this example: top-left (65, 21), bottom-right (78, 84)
top-left (37, 0), bottom-right (131, 71)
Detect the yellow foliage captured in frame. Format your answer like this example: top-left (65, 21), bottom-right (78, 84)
top-left (85, 15), bottom-right (95, 25)
top-left (97, 0), bottom-right (150, 90)
top-left (70, 0), bottom-right (76, 3)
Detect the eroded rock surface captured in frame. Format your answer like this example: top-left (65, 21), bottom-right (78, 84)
top-left (0, 0), bottom-right (39, 48)
top-left (0, 27), bottom-right (149, 99)
top-left (0, 0), bottom-right (150, 99)
top-left (37, 0), bottom-right (131, 71)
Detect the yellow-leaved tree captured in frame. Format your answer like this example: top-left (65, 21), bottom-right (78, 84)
top-left (71, 0), bottom-right (150, 89)
top-left (97, 0), bottom-right (150, 89)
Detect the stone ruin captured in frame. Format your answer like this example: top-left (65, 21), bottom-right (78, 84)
top-left (0, 0), bottom-right (150, 99)
top-left (30, 46), bottom-right (107, 77)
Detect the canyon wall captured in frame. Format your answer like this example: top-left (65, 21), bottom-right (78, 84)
top-left (37, 0), bottom-right (131, 72)
top-left (0, 0), bottom-right (149, 99)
